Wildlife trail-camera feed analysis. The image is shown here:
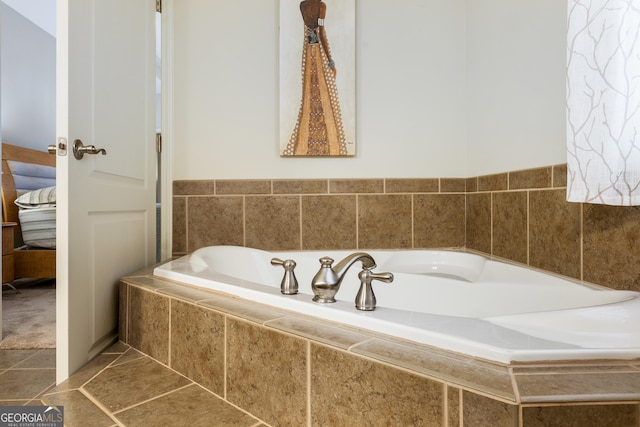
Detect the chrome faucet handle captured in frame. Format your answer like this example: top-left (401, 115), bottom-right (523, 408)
top-left (318, 256), bottom-right (334, 267)
top-left (271, 258), bottom-right (299, 295)
top-left (355, 269), bottom-right (394, 311)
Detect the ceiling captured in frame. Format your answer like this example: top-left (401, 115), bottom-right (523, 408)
top-left (1, 0), bottom-right (56, 37)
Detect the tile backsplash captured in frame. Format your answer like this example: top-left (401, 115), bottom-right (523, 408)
top-left (172, 178), bottom-right (467, 253)
top-left (173, 164), bottom-right (640, 292)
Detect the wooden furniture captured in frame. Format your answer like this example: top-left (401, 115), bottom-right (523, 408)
top-left (2, 222), bottom-right (16, 283)
top-left (2, 143), bottom-right (56, 279)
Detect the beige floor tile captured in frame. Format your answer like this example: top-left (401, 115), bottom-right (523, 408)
top-left (115, 384), bottom-right (259, 427)
top-left (102, 340), bottom-right (130, 354)
top-left (0, 399), bottom-right (31, 406)
top-left (0, 349), bottom-right (39, 369)
top-left (110, 347), bottom-right (146, 367)
top-left (48, 353), bottom-right (120, 393)
top-left (83, 356), bottom-right (191, 412)
top-left (0, 368), bottom-right (56, 400)
top-left (17, 349), bottom-right (56, 368)
top-left (43, 389), bottom-right (117, 427)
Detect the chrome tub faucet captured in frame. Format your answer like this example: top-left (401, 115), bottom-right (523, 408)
top-left (311, 252), bottom-right (377, 303)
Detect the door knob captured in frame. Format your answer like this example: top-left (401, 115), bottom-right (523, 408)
top-left (72, 139), bottom-right (107, 160)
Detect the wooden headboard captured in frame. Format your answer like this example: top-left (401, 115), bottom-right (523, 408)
top-left (2, 143), bottom-right (56, 226)
top-left (2, 143), bottom-right (57, 280)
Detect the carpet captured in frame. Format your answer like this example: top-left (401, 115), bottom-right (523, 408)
top-left (1, 280), bottom-right (56, 349)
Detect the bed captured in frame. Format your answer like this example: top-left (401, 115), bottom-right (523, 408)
top-left (2, 143), bottom-right (56, 280)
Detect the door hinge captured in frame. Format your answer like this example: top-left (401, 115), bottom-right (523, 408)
top-left (156, 0), bottom-right (162, 13)
top-left (156, 133), bottom-right (162, 153)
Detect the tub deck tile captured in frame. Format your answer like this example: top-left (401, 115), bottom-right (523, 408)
top-left (156, 282), bottom-right (226, 302)
top-left (265, 315), bottom-right (371, 350)
top-left (198, 294), bottom-right (288, 324)
top-left (351, 338), bottom-right (517, 402)
top-left (120, 274), bottom-right (640, 413)
top-left (514, 366), bottom-right (640, 403)
top-left (122, 276), bottom-right (179, 292)
top-left (521, 405), bottom-right (639, 427)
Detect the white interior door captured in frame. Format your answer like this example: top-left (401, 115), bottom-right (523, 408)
top-left (56, 0), bottom-right (156, 383)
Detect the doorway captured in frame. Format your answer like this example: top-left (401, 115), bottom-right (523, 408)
top-left (0, 0), bottom-right (57, 350)
top-left (1, 0), bottom-right (165, 357)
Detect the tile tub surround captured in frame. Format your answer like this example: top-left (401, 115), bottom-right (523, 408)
top-left (173, 165), bottom-right (640, 293)
top-left (172, 178), bottom-right (467, 254)
top-left (119, 273), bottom-right (640, 426)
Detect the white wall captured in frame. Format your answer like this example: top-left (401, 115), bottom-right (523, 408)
top-left (171, 0), bottom-right (567, 181)
top-left (171, 0), bottom-right (469, 179)
top-left (466, 0), bottom-right (567, 176)
top-left (0, 2), bottom-right (56, 151)
top-left (0, 1), bottom-right (568, 179)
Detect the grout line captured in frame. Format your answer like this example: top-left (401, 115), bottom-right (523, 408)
top-left (355, 195), bottom-right (359, 249)
top-left (223, 315), bottom-right (227, 401)
top-left (307, 340), bottom-right (311, 427)
top-left (443, 383), bottom-right (448, 426)
top-left (126, 283), bottom-right (130, 343)
top-left (346, 337), bottom-right (375, 352)
top-left (410, 194), bottom-right (415, 248)
top-left (242, 195), bottom-right (246, 247)
top-left (458, 388), bottom-right (464, 427)
top-left (299, 195), bottom-right (303, 249)
top-left (77, 387), bottom-right (125, 426)
top-left (184, 196), bottom-right (189, 252)
top-left (518, 405), bottom-right (524, 427)
top-left (508, 365), bottom-right (522, 404)
top-left (2, 366), bottom-right (56, 371)
top-left (111, 383), bottom-right (194, 415)
top-left (167, 299), bottom-right (172, 367)
top-left (192, 382), bottom-right (266, 426)
top-left (490, 191), bottom-right (494, 256)
top-left (526, 190), bottom-right (530, 266)
top-left (32, 380), bottom-right (57, 403)
top-left (459, 387), bottom-right (464, 427)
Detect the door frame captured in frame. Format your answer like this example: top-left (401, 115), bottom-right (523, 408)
top-left (158, 0), bottom-right (172, 263)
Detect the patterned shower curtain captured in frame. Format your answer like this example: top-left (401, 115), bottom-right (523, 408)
top-left (567, 0), bottom-right (640, 205)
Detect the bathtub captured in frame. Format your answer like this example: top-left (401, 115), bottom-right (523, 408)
top-left (154, 246), bottom-right (640, 363)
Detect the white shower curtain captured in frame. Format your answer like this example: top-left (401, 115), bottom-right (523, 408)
top-left (567, 0), bottom-right (640, 205)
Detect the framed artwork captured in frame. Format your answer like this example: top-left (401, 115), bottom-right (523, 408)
top-left (280, 0), bottom-right (356, 157)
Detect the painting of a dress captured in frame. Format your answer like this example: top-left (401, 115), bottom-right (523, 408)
top-left (280, 0), bottom-right (356, 156)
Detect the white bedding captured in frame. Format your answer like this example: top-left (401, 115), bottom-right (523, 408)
top-left (14, 184), bottom-right (57, 249)
top-left (18, 207), bottom-right (56, 249)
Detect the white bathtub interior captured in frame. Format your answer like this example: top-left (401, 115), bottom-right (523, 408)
top-left (154, 246), bottom-right (640, 363)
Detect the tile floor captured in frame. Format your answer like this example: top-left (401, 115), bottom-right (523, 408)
top-left (0, 342), bottom-right (266, 426)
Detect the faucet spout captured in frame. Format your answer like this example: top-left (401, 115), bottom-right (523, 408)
top-left (311, 252), bottom-right (377, 303)
top-left (333, 252), bottom-right (376, 278)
